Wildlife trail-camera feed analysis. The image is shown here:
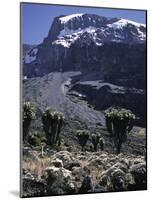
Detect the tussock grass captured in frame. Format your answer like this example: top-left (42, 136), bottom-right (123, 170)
top-left (23, 157), bottom-right (51, 178)
top-left (137, 129), bottom-right (146, 136)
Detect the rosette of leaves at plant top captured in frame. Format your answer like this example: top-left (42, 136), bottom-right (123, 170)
top-left (105, 107), bottom-right (135, 120)
top-left (42, 108), bottom-right (65, 145)
top-left (104, 107), bottom-right (136, 154)
top-left (76, 130), bottom-right (90, 150)
top-left (23, 101), bottom-right (36, 141)
top-left (105, 107), bottom-right (136, 135)
top-left (23, 101), bottom-right (36, 121)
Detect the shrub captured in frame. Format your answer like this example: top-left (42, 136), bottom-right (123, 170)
top-left (105, 107), bottom-right (135, 154)
top-left (42, 108), bottom-right (64, 145)
top-left (58, 137), bottom-right (64, 147)
top-left (76, 130), bottom-right (90, 151)
top-left (23, 102), bottom-right (36, 141)
top-left (99, 138), bottom-right (105, 151)
top-left (91, 133), bottom-right (101, 151)
top-left (28, 132), bottom-right (46, 147)
top-left (28, 135), bottom-right (41, 146)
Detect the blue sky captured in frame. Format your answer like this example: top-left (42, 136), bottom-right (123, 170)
top-left (21, 3), bottom-right (146, 45)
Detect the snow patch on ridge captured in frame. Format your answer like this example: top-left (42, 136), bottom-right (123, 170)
top-left (52, 16), bottom-right (146, 48)
top-left (24, 48), bottom-right (38, 64)
top-left (107, 19), bottom-right (145, 30)
top-left (52, 26), bottom-right (102, 48)
top-left (59, 26), bottom-right (98, 37)
top-left (59, 13), bottom-right (84, 24)
top-left (107, 19), bottom-right (146, 42)
top-left (52, 39), bottom-right (71, 48)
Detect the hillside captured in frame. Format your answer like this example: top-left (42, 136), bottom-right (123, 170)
top-left (22, 13), bottom-right (147, 197)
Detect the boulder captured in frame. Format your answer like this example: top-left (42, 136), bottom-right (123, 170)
top-left (51, 151), bottom-right (81, 170)
top-left (133, 158), bottom-right (144, 165)
top-left (99, 174), bottom-right (111, 187)
top-left (51, 151), bottom-right (74, 167)
top-left (72, 167), bottom-right (86, 182)
top-left (88, 157), bottom-right (105, 167)
top-left (110, 169), bottom-right (126, 191)
top-left (51, 158), bottom-right (63, 168)
top-left (93, 184), bottom-right (108, 193)
top-left (22, 169), bottom-right (46, 197)
top-left (99, 164), bottom-right (127, 191)
top-left (64, 160), bottom-right (81, 170)
top-left (129, 162), bottom-right (146, 190)
top-left (23, 147), bottom-right (40, 162)
top-left (44, 166), bottom-right (76, 195)
top-left (112, 162), bottom-right (128, 173)
top-left (45, 166), bottom-right (71, 181)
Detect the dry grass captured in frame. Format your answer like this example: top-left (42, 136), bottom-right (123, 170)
top-left (23, 157), bottom-right (51, 178)
top-left (79, 158), bottom-right (103, 183)
top-left (79, 160), bottom-right (89, 168)
top-left (137, 129), bottom-right (146, 136)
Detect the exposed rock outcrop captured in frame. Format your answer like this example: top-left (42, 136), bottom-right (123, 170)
top-left (22, 151), bottom-right (146, 197)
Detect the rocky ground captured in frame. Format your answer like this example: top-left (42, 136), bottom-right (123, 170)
top-left (23, 72), bottom-right (105, 126)
top-left (22, 119), bottom-right (146, 197)
top-left (22, 71), bottom-right (146, 197)
top-left (23, 71), bottom-right (146, 127)
top-left (22, 12), bottom-right (147, 197)
top-left (22, 147), bottom-right (146, 197)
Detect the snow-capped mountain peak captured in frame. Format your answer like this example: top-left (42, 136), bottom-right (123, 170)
top-left (107, 18), bottom-right (145, 30)
top-left (59, 13), bottom-right (84, 24)
top-left (24, 13), bottom-right (146, 65)
top-left (50, 14), bottom-right (146, 49)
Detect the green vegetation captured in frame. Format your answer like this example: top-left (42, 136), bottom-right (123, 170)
top-left (76, 130), bottom-right (90, 151)
top-left (105, 107), bottom-right (135, 154)
top-left (91, 133), bottom-right (101, 151)
top-left (28, 132), bottom-right (46, 147)
top-left (58, 137), bottom-right (64, 147)
top-left (42, 108), bottom-right (64, 145)
top-left (23, 102), bottom-right (36, 141)
top-left (99, 138), bottom-right (105, 151)
top-left (23, 101), bottom-right (138, 155)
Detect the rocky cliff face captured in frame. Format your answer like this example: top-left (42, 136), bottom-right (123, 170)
top-left (23, 13), bottom-right (146, 126)
top-left (23, 13), bottom-right (146, 84)
top-left (22, 14), bottom-right (147, 197)
top-left (69, 81), bottom-right (146, 126)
